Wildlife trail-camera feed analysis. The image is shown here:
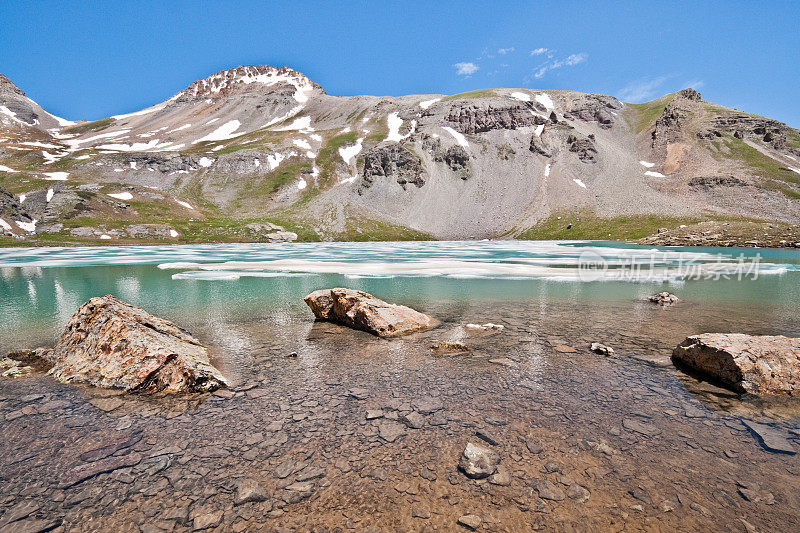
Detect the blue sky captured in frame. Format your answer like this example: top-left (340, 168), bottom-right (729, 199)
top-left (1, 1), bottom-right (799, 126)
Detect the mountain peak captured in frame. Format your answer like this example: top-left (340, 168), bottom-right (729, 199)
top-left (178, 64), bottom-right (324, 103)
top-left (0, 73), bottom-right (26, 97)
top-left (676, 88), bottom-right (702, 101)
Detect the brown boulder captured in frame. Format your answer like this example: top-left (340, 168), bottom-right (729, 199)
top-left (48, 295), bottom-right (228, 393)
top-left (304, 288), bottom-right (437, 337)
top-left (672, 333), bottom-right (800, 395)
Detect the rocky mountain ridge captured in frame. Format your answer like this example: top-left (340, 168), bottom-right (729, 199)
top-left (2, 65), bottom-right (800, 245)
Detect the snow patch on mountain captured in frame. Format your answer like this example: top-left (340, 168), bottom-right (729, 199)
top-left (535, 93), bottom-right (554, 111)
top-left (192, 120), bottom-right (242, 144)
top-left (274, 116), bottom-right (312, 132)
top-left (108, 192), bottom-right (133, 201)
top-left (293, 139), bottom-right (311, 150)
top-left (442, 126), bottom-right (469, 148)
top-left (43, 172), bottom-right (69, 181)
top-left (419, 98), bottom-right (441, 110)
top-left (112, 94), bottom-right (180, 120)
top-left (339, 138), bottom-right (364, 165)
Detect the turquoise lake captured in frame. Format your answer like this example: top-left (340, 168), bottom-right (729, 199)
top-left (2, 240), bottom-right (800, 354)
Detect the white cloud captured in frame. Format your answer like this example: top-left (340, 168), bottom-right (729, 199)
top-left (617, 76), bottom-right (670, 102)
top-left (454, 62), bottom-right (479, 76)
top-left (497, 47), bottom-right (515, 55)
top-left (684, 79), bottom-right (705, 90)
top-left (530, 47), bottom-right (549, 56)
top-left (564, 53), bottom-right (587, 66)
top-left (530, 52), bottom-right (588, 80)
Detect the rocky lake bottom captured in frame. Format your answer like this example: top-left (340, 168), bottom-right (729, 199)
top-left (1, 241), bottom-right (800, 531)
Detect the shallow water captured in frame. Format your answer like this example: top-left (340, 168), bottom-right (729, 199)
top-left (1, 241), bottom-right (799, 531)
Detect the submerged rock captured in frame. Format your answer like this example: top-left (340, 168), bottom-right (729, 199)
top-left (742, 420), bottom-right (797, 454)
top-left (589, 342), bottom-right (615, 356)
top-left (47, 295), bottom-right (228, 393)
top-left (304, 288), bottom-right (437, 337)
top-left (672, 333), bottom-right (800, 395)
top-left (429, 342), bottom-right (470, 356)
top-left (458, 442), bottom-right (500, 479)
top-left (648, 291), bottom-right (679, 305)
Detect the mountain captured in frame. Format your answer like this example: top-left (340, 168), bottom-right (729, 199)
top-left (2, 65), bottom-right (800, 245)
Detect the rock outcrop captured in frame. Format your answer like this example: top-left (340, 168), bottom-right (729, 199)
top-left (360, 145), bottom-right (425, 192)
top-left (567, 133), bottom-right (597, 163)
top-left (0, 185), bottom-right (33, 235)
top-left (672, 333), bottom-right (800, 395)
top-left (244, 222), bottom-right (298, 242)
top-left (651, 90), bottom-right (699, 149)
top-left (562, 94), bottom-right (621, 129)
top-left (444, 104), bottom-right (538, 134)
top-left (304, 288), bottom-right (437, 337)
top-left (529, 135), bottom-right (551, 157)
top-left (47, 295), bottom-right (228, 393)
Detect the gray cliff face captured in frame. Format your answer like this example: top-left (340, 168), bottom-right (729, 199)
top-left (1, 65), bottom-right (800, 242)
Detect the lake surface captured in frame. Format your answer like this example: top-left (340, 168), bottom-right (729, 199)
top-left (3, 240), bottom-right (800, 353)
top-left (1, 241), bottom-right (800, 531)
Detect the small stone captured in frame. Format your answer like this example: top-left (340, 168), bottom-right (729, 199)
top-left (476, 428), bottom-right (499, 446)
top-left (429, 342), bottom-right (470, 356)
top-left (192, 508), bottom-right (223, 530)
top-left (525, 440), bottom-right (543, 454)
top-left (378, 421), bottom-right (407, 442)
top-left (743, 420), bottom-right (797, 454)
top-left (413, 396), bottom-right (443, 413)
top-left (411, 506), bottom-right (431, 519)
top-left (488, 465), bottom-right (511, 486)
top-left (273, 459), bottom-right (304, 479)
top-left (365, 409), bottom-right (384, 420)
top-left (629, 487), bottom-right (651, 504)
top-left (296, 466), bottom-right (326, 482)
top-left (89, 397), bottom-right (124, 412)
top-left (553, 345), bottom-right (577, 353)
top-left (535, 480), bottom-right (565, 501)
top-left (285, 352), bottom-right (298, 358)
top-left (348, 388), bottom-right (370, 400)
top-left (567, 484), bottom-right (590, 503)
top-left (234, 478), bottom-right (269, 505)
top-left (589, 342), bottom-right (615, 356)
top-left (401, 411), bottom-right (425, 429)
top-left (457, 514), bottom-right (482, 530)
top-left (543, 461), bottom-right (560, 473)
top-left (420, 466), bottom-right (437, 481)
top-left (488, 358), bottom-right (517, 368)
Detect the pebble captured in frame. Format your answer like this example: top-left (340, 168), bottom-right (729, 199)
top-left (457, 514), bottom-right (482, 530)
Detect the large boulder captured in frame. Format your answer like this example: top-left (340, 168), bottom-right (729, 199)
top-left (304, 288), bottom-right (437, 337)
top-left (672, 334), bottom-right (800, 395)
top-left (47, 295), bottom-right (228, 393)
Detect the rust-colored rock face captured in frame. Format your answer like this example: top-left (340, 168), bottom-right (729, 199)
top-left (672, 333), bottom-right (800, 396)
top-left (304, 288), bottom-right (437, 338)
top-left (49, 295), bottom-right (228, 393)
